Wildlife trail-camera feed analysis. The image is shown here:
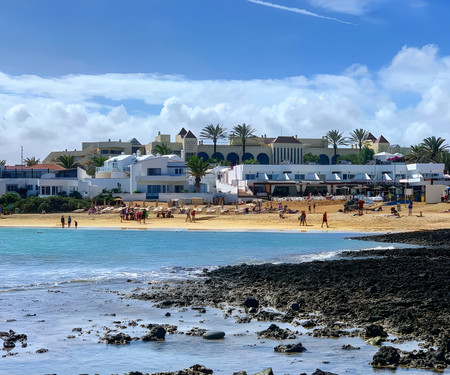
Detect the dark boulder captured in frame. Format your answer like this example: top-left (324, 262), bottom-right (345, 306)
top-left (372, 346), bottom-right (400, 367)
top-left (363, 324), bottom-right (388, 338)
top-left (102, 332), bottom-right (131, 345)
top-left (256, 324), bottom-right (296, 340)
top-left (142, 326), bottom-right (166, 341)
top-left (244, 297), bottom-right (259, 309)
top-left (274, 342), bottom-right (306, 353)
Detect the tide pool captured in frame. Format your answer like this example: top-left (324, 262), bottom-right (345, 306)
top-left (0, 228), bottom-right (429, 375)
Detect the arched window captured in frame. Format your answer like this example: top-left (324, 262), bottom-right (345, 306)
top-left (318, 154), bottom-right (330, 165)
top-left (257, 153), bottom-right (269, 165)
top-left (211, 152), bottom-right (224, 161)
top-left (242, 152), bottom-right (254, 162)
top-left (197, 152), bottom-right (209, 161)
top-left (227, 152), bottom-right (239, 165)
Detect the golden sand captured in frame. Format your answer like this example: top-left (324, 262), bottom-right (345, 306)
top-left (1, 200), bottom-right (449, 232)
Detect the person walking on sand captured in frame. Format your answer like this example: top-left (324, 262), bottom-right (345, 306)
top-left (74, 220), bottom-right (78, 229)
top-left (191, 209), bottom-right (196, 223)
top-left (61, 215), bottom-right (65, 228)
top-left (67, 215), bottom-right (72, 228)
top-left (185, 208), bottom-right (192, 222)
top-left (298, 210), bottom-right (307, 226)
top-left (313, 203), bottom-right (316, 213)
top-left (408, 200), bottom-right (413, 216)
top-left (322, 211), bottom-right (329, 228)
top-left (308, 204), bottom-right (311, 214)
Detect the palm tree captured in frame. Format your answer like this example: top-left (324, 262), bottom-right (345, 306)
top-left (185, 155), bottom-right (210, 193)
top-left (24, 157), bottom-right (40, 166)
top-left (151, 143), bottom-right (172, 156)
top-left (56, 155), bottom-right (79, 169)
top-left (324, 130), bottom-right (348, 162)
top-left (439, 151), bottom-right (450, 173)
top-left (200, 124), bottom-right (227, 157)
top-left (85, 155), bottom-right (108, 176)
top-left (349, 128), bottom-right (369, 151)
top-left (420, 136), bottom-right (449, 162)
top-left (407, 144), bottom-right (426, 163)
top-left (230, 123), bottom-right (257, 156)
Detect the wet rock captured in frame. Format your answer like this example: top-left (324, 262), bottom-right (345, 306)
top-left (371, 346), bottom-right (400, 367)
top-left (256, 324), bottom-right (296, 340)
top-left (36, 348), bottom-right (49, 353)
top-left (203, 331), bottom-right (225, 340)
top-left (341, 344), bottom-right (360, 350)
top-left (142, 326), bottom-right (166, 341)
top-left (301, 320), bottom-right (317, 329)
top-left (186, 328), bottom-right (207, 337)
top-left (363, 324), bottom-right (388, 338)
top-left (311, 370), bottom-right (338, 375)
top-left (244, 297), bottom-right (259, 309)
top-left (235, 316), bottom-right (252, 324)
top-left (252, 368), bottom-right (273, 375)
top-left (233, 371), bottom-right (247, 375)
top-left (365, 336), bottom-right (384, 346)
top-left (101, 332), bottom-right (131, 345)
top-left (3, 341), bottom-right (15, 349)
top-left (273, 342), bottom-right (306, 353)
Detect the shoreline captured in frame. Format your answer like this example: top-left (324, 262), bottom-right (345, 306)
top-left (1, 201), bottom-right (449, 233)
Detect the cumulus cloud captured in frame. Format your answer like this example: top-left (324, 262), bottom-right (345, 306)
top-left (0, 44), bottom-right (450, 164)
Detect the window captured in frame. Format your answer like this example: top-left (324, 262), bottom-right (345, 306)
top-left (147, 168), bottom-right (162, 176)
top-left (6, 184), bottom-right (18, 192)
top-left (174, 185), bottom-right (184, 193)
top-left (174, 168), bottom-right (183, 175)
top-left (294, 174), bottom-right (305, 180)
top-left (26, 185), bottom-right (34, 190)
top-left (245, 174), bottom-right (256, 180)
top-left (41, 186), bottom-right (51, 195)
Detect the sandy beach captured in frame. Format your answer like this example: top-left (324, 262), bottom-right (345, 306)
top-left (1, 200), bottom-right (449, 232)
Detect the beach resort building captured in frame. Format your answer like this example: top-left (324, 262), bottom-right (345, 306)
top-left (145, 129), bottom-right (401, 165)
top-left (42, 138), bottom-right (145, 166)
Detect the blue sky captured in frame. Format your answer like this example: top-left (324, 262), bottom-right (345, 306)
top-left (1, 0), bottom-right (449, 163)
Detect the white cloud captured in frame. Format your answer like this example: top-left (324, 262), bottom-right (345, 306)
top-left (1, 44), bottom-right (450, 164)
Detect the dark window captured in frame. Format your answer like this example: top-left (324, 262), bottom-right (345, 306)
top-left (147, 168), bottom-right (162, 176)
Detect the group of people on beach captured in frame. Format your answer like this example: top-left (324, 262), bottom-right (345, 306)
top-left (60, 215), bottom-right (77, 228)
top-left (297, 210), bottom-right (328, 227)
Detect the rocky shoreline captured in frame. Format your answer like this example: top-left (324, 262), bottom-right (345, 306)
top-left (127, 229), bottom-right (449, 374)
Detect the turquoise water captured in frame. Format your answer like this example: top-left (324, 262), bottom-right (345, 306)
top-left (0, 228), bottom-right (433, 375)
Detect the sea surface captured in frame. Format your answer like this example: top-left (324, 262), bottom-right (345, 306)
top-left (0, 228), bottom-right (436, 375)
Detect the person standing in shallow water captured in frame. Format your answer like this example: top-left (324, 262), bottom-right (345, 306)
top-left (67, 215), bottom-right (72, 228)
top-left (61, 215), bottom-right (65, 228)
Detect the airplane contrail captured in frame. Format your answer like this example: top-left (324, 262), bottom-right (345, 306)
top-left (247, 0), bottom-right (355, 25)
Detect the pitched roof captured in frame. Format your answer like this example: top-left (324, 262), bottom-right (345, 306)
top-left (375, 135), bottom-right (389, 144)
top-left (128, 137), bottom-right (142, 145)
top-left (178, 128), bottom-right (187, 137)
top-left (367, 132), bottom-right (377, 142)
top-left (184, 130), bottom-right (197, 139)
top-left (271, 136), bottom-right (301, 144)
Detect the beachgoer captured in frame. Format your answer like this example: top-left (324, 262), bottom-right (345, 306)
top-left (408, 201), bottom-right (413, 216)
top-left (298, 210), bottom-right (307, 226)
top-left (308, 204), bottom-right (311, 214)
top-left (185, 208), bottom-right (192, 222)
top-left (191, 209), bottom-right (196, 223)
top-left (68, 215), bottom-right (72, 228)
top-left (74, 220), bottom-right (78, 228)
top-left (416, 211), bottom-right (423, 217)
top-left (322, 211), bottom-right (329, 228)
top-left (358, 199), bottom-right (364, 216)
top-left (313, 203), bottom-right (316, 213)
top-left (61, 215), bottom-right (65, 228)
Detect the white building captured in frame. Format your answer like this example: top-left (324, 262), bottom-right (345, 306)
top-left (215, 162), bottom-right (446, 199)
